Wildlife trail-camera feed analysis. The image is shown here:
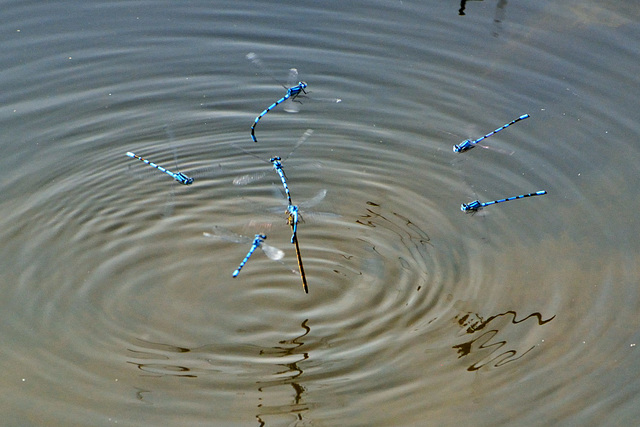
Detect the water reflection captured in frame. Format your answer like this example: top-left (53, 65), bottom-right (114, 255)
top-left (356, 201), bottom-right (432, 250)
top-left (256, 319), bottom-right (311, 426)
top-left (354, 200), bottom-right (433, 291)
top-left (134, 387), bottom-right (153, 404)
top-left (453, 310), bottom-right (555, 371)
top-left (458, 0), bottom-right (483, 16)
top-left (127, 340), bottom-right (198, 378)
top-left (458, 0), bottom-right (509, 37)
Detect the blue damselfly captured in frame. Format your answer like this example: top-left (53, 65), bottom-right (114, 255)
top-left (286, 204), bottom-right (300, 244)
top-left (233, 234), bottom-right (267, 277)
top-left (247, 53), bottom-right (307, 143)
top-left (461, 190), bottom-right (547, 212)
top-left (126, 151), bottom-right (194, 185)
top-left (246, 52), bottom-right (304, 113)
top-left (234, 129), bottom-right (314, 204)
top-left (203, 226), bottom-right (286, 277)
top-left (453, 114), bottom-right (530, 153)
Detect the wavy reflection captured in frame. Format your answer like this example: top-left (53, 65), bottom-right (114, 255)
top-left (356, 201), bottom-right (431, 249)
top-left (453, 310), bottom-right (555, 371)
top-left (493, 0), bottom-right (508, 37)
top-left (126, 339), bottom-right (198, 378)
top-left (256, 319), bottom-right (311, 426)
top-left (354, 200), bottom-right (432, 291)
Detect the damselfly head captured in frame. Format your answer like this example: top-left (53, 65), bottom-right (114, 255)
top-left (461, 201), bottom-right (481, 212)
top-left (270, 156), bottom-right (282, 163)
top-left (453, 140), bottom-right (474, 153)
top-left (176, 173), bottom-right (194, 185)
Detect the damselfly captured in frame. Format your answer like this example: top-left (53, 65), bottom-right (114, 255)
top-left (163, 125), bottom-right (224, 181)
top-left (268, 129), bottom-right (313, 203)
top-left (453, 114), bottom-right (530, 153)
top-left (270, 156), bottom-right (294, 205)
top-left (263, 186), bottom-right (338, 244)
top-left (250, 82), bottom-right (307, 143)
top-left (269, 186), bottom-right (337, 234)
top-left (247, 53), bottom-right (307, 143)
top-left (461, 190), bottom-right (547, 212)
top-left (233, 234), bottom-right (267, 277)
top-left (203, 226), bottom-right (286, 277)
top-left (234, 129), bottom-right (314, 205)
top-left (269, 187), bottom-right (331, 217)
top-left (247, 52), bottom-right (304, 113)
top-left (126, 151), bottom-right (194, 185)
top-left (287, 204), bottom-right (300, 244)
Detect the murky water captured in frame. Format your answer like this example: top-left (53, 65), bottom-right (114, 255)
top-left (2, 1), bottom-right (640, 425)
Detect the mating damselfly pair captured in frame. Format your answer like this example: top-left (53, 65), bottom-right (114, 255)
top-left (235, 128), bottom-right (314, 244)
top-left (240, 128), bottom-right (316, 293)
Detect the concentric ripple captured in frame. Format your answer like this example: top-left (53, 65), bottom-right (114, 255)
top-left (1, 0), bottom-right (640, 426)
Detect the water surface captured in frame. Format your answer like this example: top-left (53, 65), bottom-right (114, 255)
top-left (1, 1), bottom-right (640, 425)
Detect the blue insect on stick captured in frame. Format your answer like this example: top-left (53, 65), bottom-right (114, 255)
top-left (461, 190), bottom-right (547, 212)
top-left (126, 151), bottom-right (193, 185)
top-left (287, 204), bottom-right (300, 243)
top-left (453, 114), bottom-right (530, 154)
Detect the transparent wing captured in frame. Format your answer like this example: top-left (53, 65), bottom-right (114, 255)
top-left (270, 187), bottom-right (327, 210)
top-left (233, 129), bottom-right (313, 185)
top-left (299, 188), bottom-right (327, 209)
top-left (285, 67), bottom-right (299, 88)
top-left (233, 171), bottom-right (267, 186)
top-left (283, 68), bottom-right (301, 113)
top-left (247, 52), bottom-right (284, 88)
top-left (466, 141), bottom-right (515, 156)
top-left (203, 226), bottom-right (252, 244)
top-left (283, 129), bottom-right (313, 161)
top-left (267, 186), bottom-right (339, 220)
top-left (260, 244), bottom-right (285, 261)
top-left (246, 52), bottom-right (300, 112)
top-left (171, 146), bottom-right (181, 172)
top-left (190, 163), bottom-right (224, 180)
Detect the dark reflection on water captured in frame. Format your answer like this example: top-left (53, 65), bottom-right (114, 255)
top-left (127, 340), bottom-right (198, 378)
top-left (354, 200), bottom-right (433, 290)
top-left (453, 310), bottom-right (556, 371)
top-left (459, 0), bottom-right (481, 16)
top-left (458, 0), bottom-right (509, 37)
top-left (356, 201), bottom-right (432, 249)
top-left (134, 387), bottom-right (153, 404)
top-left (256, 319), bottom-right (311, 426)
top-left (127, 320), bottom-right (313, 424)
